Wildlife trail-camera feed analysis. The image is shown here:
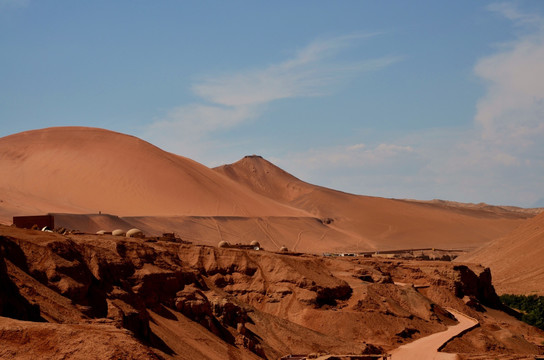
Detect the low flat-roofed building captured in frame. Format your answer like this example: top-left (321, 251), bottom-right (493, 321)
top-left (13, 214), bottom-right (54, 230)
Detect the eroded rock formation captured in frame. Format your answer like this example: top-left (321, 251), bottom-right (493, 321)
top-left (0, 225), bottom-right (542, 360)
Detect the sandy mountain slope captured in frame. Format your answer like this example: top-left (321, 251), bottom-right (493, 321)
top-left (215, 156), bottom-right (536, 251)
top-left (458, 211), bottom-right (544, 295)
top-left (214, 155), bottom-right (316, 203)
top-left (0, 127), bottom-right (536, 254)
top-left (0, 127), bottom-right (305, 222)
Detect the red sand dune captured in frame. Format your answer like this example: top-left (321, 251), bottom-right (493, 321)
top-left (0, 127), bottom-right (538, 253)
top-left (0, 127), bottom-right (305, 222)
top-left (458, 211), bottom-right (544, 295)
top-left (215, 155), bottom-right (536, 251)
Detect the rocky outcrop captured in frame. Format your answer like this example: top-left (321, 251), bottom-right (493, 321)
top-left (0, 242), bottom-right (41, 321)
top-left (452, 265), bottom-right (501, 308)
top-left (178, 246), bottom-right (353, 310)
top-left (354, 267), bottom-right (393, 284)
top-left (2, 235), bottom-right (94, 305)
top-left (0, 226), bottom-right (542, 360)
top-left (0, 228), bottom-right (270, 358)
top-left (0, 317), bottom-right (162, 360)
top-left (174, 285), bottom-right (212, 320)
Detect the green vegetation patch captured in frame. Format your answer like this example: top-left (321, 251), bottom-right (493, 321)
top-left (500, 294), bottom-right (544, 331)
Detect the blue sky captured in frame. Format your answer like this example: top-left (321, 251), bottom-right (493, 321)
top-left (1, 1), bottom-right (544, 207)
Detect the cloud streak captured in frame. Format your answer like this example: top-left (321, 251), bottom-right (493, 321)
top-left (487, 2), bottom-right (544, 28)
top-left (473, 2), bottom-right (544, 163)
top-left (193, 33), bottom-right (398, 107)
top-left (193, 55), bottom-right (399, 107)
top-left (144, 33), bottom-right (400, 160)
top-left (0, 0), bottom-right (29, 8)
top-left (474, 7), bottom-right (544, 146)
top-left (278, 142), bottom-right (415, 173)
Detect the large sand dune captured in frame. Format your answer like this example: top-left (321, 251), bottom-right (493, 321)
top-left (215, 155), bottom-right (535, 251)
top-left (0, 127), bottom-right (537, 253)
top-left (458, 211), bottom-right (544, 295)
top-left (0, 127), bottom-right (305, 221)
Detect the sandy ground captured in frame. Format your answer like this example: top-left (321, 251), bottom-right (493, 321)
top-left (390, 309), bottom-right (478, 360)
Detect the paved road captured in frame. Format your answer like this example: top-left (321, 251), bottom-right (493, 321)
top-left (389, 308), bottom-right (478, 360)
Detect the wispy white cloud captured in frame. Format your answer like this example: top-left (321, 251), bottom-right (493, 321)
top-left (145, 104), bottom-right (258, 160)
top-left (143, 33), bottom-right (400, 160)
top-left (193, 33), bottom-right (398, 107)
top-left (472, 1), bottom-right (544, 173)
top-left (0, 0), bottom-right (29, 8)
top-left (282, 142), bottom-right (414, 170)
top-left (487, 2), bottom-right (544, 28)
top-left (347, 143), bottom-right (366, 151)
top-left (474, 30), bottom-right (544, 147)
top-left (272, 141), bottom-right (424, 198)
top-left (150, 104), bottom-right (257, 136)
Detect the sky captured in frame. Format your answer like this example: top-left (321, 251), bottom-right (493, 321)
top-left (1, 1), bottom-right (544, 207)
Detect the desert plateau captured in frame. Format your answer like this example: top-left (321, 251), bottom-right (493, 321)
top-left (0, 127), bottom-right (543, 359)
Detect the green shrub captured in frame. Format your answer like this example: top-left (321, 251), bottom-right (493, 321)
top-left (500, 294), bottom-right (544, 330)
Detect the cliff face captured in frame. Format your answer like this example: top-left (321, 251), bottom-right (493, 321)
top-left (0, 225), bottom-right (542, 360)
top-left (452, 265), bottom-right (501, 308)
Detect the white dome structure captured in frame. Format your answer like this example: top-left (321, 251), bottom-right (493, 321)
top-left (126, 228), bottom-right (144, 238)
top-left (218, 240), bottom-right (230, 248)
top-left (112, 229), bottom-right (125, 236)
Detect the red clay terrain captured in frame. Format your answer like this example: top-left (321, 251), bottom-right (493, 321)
top-left (0, 225), bottom-right (543, 359)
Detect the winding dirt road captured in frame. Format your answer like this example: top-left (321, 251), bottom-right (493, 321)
top-left (390, 308), bottom-right (479, 360)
